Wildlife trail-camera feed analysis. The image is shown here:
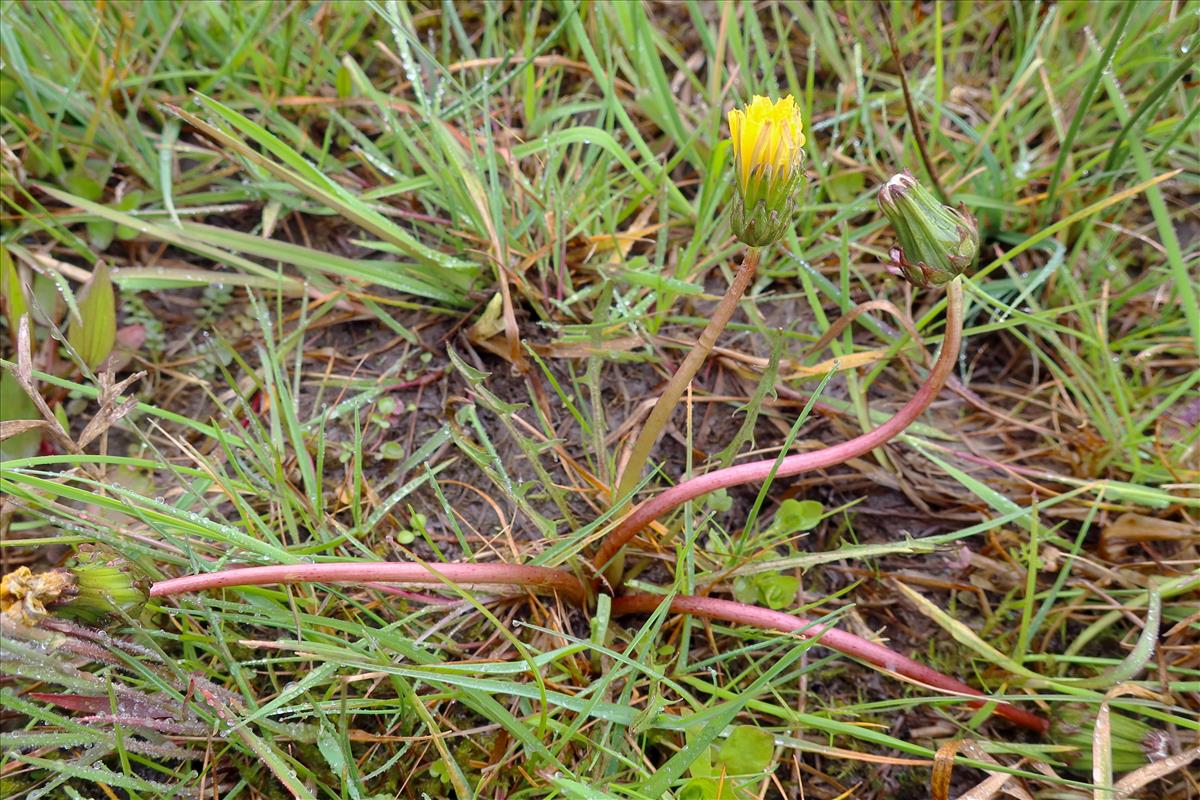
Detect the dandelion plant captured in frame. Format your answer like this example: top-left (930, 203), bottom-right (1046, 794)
top-left (3, 4), bottom-right (1195, 794)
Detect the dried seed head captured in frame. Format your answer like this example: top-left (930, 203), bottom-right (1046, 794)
top-left (1, 566), bottom-right (74, 625)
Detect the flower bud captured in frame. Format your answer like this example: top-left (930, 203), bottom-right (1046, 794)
top-left (728, 95), bottom-right (806, 247)
top-left (1050, 704), bottom-right (1168, 774)
top-left (62, 550), bottom-right (148, 623)
top-left (729, 194), bottom-right (793, 247)
top-left (0, 549), bottom-right (146, 626)
top-left (877, 170), bottom-right (978, 287)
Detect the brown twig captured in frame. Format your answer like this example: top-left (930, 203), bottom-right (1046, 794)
top-left (878, 2), bottom-right (950, 204)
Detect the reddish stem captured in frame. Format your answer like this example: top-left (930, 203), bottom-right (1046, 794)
top-left (593, 278), bottom-right (964, 576)
top-left (382, 369), bottom-right (446, 394)
top-left (611, 592), bottom-right (1049, 734)
top-left (607, 247), bottom-right (761, 587)
top-left (615, 248), bottom-right (762, 503)
top-left (149, 563), bottom-right (587, 606)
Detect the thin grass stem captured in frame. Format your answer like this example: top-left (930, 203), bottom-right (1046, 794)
top-left (878, 2), bottom-right (949, 204)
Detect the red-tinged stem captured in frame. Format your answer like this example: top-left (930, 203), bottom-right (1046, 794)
top-left (605, 248), bottom-right (761, 587)
top-left (593, 277), bottom-right (964, 578)
top-left (149, 563), bottom-right (587, 606)
top-left (364, 583), bottom-right (459, 605)
top-left (611, 592), bottom-right (1049, 734)
top-left (615, 248), bottom-right (762, 504)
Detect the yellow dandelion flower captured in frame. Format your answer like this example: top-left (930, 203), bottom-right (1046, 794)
top-left (727, 95), bottom-right (806, 246)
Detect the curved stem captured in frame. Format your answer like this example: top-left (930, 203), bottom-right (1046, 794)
top-left (150, 563), bottom-right (588, 606)
top-left (614, 248), bottom-right (761, 502)
top-left (612, 592), bottom-right (1049, 734)
top-left (606, 247), bottom-right (760, 586)
top-left (594, 277), bottom-right (964, 576)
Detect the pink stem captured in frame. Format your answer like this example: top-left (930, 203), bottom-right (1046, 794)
top-left (611, 592), bottom-right (1049, 734)
top-left (593, 278), bottom-right (964, 575)
top-left (149, 563), bottom-right (587, 606)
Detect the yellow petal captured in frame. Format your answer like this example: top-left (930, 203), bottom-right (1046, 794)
top-left (728, 95), bottom-right (805, 200)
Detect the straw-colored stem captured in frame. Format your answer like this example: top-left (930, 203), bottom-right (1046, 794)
top-left (594, 277), bottom-right (965, 578)
top-left (611, 591), bottom-right (1049, 733)
top-left (614, 248), bottom-right (762, 502)
top-left (605, 247), bottom-right (761, 586)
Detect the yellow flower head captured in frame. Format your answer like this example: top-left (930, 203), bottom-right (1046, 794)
top-left (727, 95), bottom-right (806, 246)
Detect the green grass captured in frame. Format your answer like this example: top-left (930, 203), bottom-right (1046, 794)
top-left (2, 1), bottom-right (1198, 798)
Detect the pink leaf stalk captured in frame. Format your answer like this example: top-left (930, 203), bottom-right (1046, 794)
top-left (611, 592), bottom-right (1049, 734)
top-left (149, 563), bottom-right (587, 606)
top-left (593, 278), bottom-right (964, 576)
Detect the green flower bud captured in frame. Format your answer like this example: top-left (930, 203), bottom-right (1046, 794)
top-left (0, 549), bottom-right (146, 626)
top-left (877, 170), bottom-right (978, 287)
top-left (1050, 705), bottom-right (1169, 774)
top-left (61, 550), bottom-right (148, 623)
